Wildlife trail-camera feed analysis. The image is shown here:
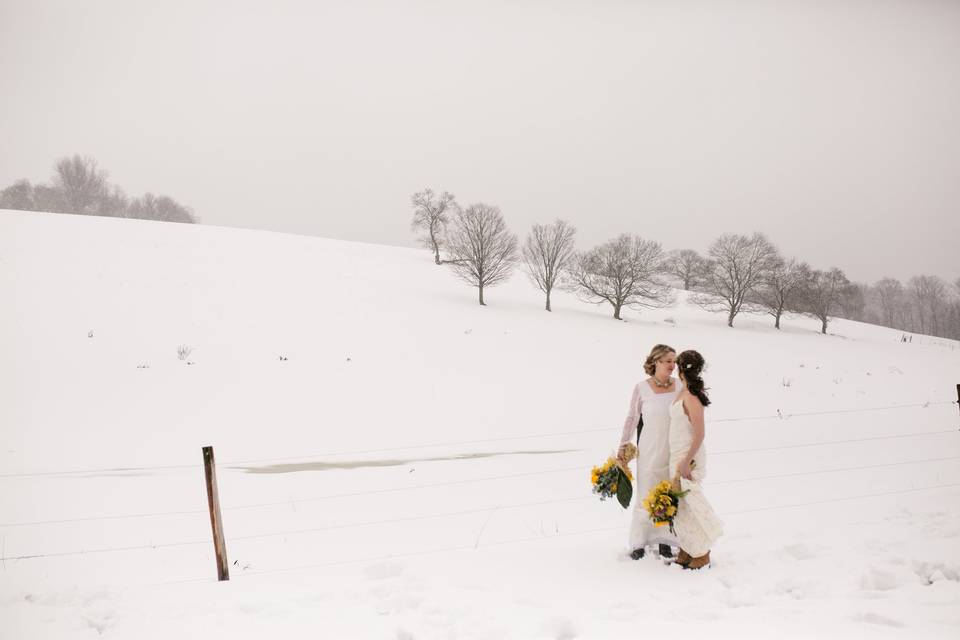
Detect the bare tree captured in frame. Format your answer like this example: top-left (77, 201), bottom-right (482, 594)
top-left (664, 249), bottom-right (709, 291)
top-left (128, 193), bottom-right (197, 223)
top-left (837, 282), bottom-right (867, 321)
top-left (522, 219), bottom-right (577, 312)
top-left (0, 179), bottom-right (36, 210)
top-left (909, 275), bottom-right (948, 335)
top-left (0, 179), bottom-right (67, 213)
top-left (692, 232), bottom-right (780, 328)
top-left (445, 203), bottom-right (519, 305)
top-left (800, 267), bottom-right (851, 334)
top-left (53, 155), bottom-right (108, 215)
top-left (874, 278), bottom-right (905, 327)
top-left (751, 258), bottom-right (810, 329)
top-left (93, 185), bottom-right (130, 218)
top-left (411, 188), bottom-right (457, 265)
top-left (33, 184), bottom-right (67, 212)
top-left (569, 234), bottom-right (671, 320)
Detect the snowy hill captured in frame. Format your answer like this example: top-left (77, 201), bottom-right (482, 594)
top-left (2, 209), bottom-right (959, 639)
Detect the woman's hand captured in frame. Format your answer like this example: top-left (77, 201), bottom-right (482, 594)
top-left (678, 459), bottom-right (694, 480)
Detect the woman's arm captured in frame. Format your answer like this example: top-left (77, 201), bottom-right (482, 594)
top-left (678, 394), bottom-right (705, 479)
top-left (618, 384), bottom-right (642, 451)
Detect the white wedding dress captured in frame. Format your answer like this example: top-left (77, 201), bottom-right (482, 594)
top-left (619, 380), bottom-right (683, 551)
top-left (668, 397), bottom-right (723, 557)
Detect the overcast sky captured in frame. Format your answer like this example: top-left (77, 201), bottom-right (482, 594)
top-left (2, 0), bottom-right (958, 283)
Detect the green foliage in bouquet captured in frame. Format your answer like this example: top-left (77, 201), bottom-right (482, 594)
top-left (591, 457), bottom-right (634, 509)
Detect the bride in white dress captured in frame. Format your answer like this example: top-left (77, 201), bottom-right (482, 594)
top-left (618, 344), bottom-right (683, 559)
top-left (669, 350), bottom-right (723, 569)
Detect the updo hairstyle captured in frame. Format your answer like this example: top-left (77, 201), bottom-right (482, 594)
top-left (677, 350), bottom-right (711, 407)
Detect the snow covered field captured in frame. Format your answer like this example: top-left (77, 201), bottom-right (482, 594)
top-left (2, 209), bottom-right (959, 639)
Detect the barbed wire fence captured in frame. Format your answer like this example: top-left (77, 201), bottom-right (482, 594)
top-left (1, 398), bottom-right (958, 583)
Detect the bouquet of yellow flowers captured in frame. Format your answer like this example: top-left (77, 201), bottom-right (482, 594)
top-left (642, 479), bottom-right (689, 534)
top-left (590, 443), bottom-right (635, 509)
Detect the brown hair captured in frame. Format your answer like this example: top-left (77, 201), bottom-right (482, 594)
top-left (677, 350), bottom-right (711, 407)
top-left (643, 344), bottom-right (676, 376)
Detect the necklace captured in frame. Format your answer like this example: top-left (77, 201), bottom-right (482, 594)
top-left (652, 376), bottom-right (672, 388)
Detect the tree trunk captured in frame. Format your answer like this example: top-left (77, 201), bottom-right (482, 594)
top-left (821, 317), bottom-right (828, 334)
top-left (774, 312), bottom-right (781, 329)
top-left (727, 309), bottom-right (735, 327)
top-left (613, 303), bottom-right (622, 320)
top-left (430, 229), bottom-right (441, 265)
top-left (545, 289), bottom-right (552, 312)
top-left (479, 285), bottom-right (485, 306)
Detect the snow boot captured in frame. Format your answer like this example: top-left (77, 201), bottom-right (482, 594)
top-left (630, 547), bottom-right (645, 560)
top-left (684, 551), bottom-right (710, 570)
top-left (658, 543), bottom-right (673, 558)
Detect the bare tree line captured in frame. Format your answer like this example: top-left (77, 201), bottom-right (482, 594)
top-left (409, 187), bottom-right (957, 339)
top-left (835, 275), bottom-right (960, 341)
top-left (0, 155), bottom-right (197, 224)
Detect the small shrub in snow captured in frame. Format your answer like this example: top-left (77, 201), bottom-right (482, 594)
top-left (177, 344), bottom-right (193, 361)
top-left (782, 377), bottom-right (792, 388)
top-left (663, 317), bottom-right (676, 325)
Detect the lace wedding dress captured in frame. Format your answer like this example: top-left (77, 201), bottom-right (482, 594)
top-left (668, 398), bottom-right (723, 557)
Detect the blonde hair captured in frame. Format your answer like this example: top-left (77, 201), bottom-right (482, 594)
top-left (643, 344), bottom-right (675, 376)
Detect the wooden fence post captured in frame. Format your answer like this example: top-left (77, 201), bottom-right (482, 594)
top-left (956, 384), bottom-right (960, 429)
top-left (202, 446), bottom-right (230, 581)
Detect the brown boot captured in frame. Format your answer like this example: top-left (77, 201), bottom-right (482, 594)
top-left (674, 549), bottom-right (691, 567)
top-left (684, 551), bottom-right (710, 570)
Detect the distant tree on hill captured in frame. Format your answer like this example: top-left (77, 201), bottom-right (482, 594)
top-left (445, 203), bottom-right (518, 305)
top-left (521, 219), bottom-right (577, 312)
top-left (909, 275), bottom-right (948, 336)
top-left (799, 267), bottom-right (851, 334)
top-left (0, 180), bottom-right (39, 211)
top-left (569, 234), bottom-right (671, 320)
top-left (127, 193), bottom-right (195, 223)
top-left (874, 277), bottom-right (905, 328)
top-left (0, 154), bottom-right (197, 223)
top-left (692, 232), bottom-right (780, 327)
top-left (837, 282), bottom-right (867, 322)
top-left (944, 298), bottom-right (960, 341)
top-left (750, 258), bottom-right (810, 329)
top-left (410, 188), bottom-right (457, 264)
top-left (664, 249), bottom-right (709, 291)
top-left (54, 155), bottom-right (108, 215)
top-left (94, 185), bottom-right (131, 218)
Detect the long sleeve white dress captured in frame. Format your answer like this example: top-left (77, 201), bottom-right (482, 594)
top-left (667, 397), bottom-right (723, 557)
top-left (619, 379), bottom-right (683, 552)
